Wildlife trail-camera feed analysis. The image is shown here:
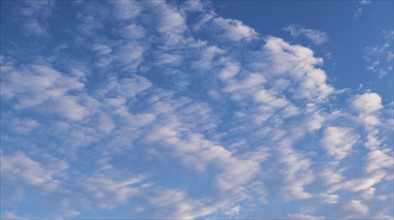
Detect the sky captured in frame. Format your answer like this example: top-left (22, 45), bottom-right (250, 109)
top-left (0, 0), bottom-right (393, 219)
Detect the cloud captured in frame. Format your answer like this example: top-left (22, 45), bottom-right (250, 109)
top-left (284, 25), bottom-right (329, 45)
top-left (147, 188), bottom-right (223, 219)
top-left (354, 0), bottom-right (371, 19)
top-left (289, 213), bottom-right (325, 220)
top-left (352, 92), bottom-right (383, 114)
top-left (109, 0), bottom-right (141, 21)
top-left (365, 149), bottom-right (394, 173)
top-left (79, 175), bottom-right (144, 209)
top-left (1, 0), bottom-right (392, 219)
top-left (364, 29), bottom-right (394, 78)
top-left (321, 126), bottom-right (359, 160)
top-left (341, 200), bottom-right (369, 216)
top-left (1, 151), bottom-right (68, 190)
top-left (1, 63), bottom-right (89, 121)
top-left (190, 5), bottom-right (258, 42)
top-left (17, 0), bottom-right (55, 36)
top-left (262, 37), bottom-right (334, 101)
top-left (213, 18), bottom-right (258, 42)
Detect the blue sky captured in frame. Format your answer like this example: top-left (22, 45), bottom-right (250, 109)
top-left (0, 0), bottom-right (393, 219)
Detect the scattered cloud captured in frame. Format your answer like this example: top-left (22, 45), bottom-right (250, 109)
top-left (283, 24), bottom-right (329, 45)
top-left (354, 0), bottom-right (371, 19)
top-left (0, 0), bottom-right (392, 219)
top-left (1, 151), bottom-right (68, 190)
top-left (352, 92), bottom-right (383, 114)
top-left (364, 29), bottom-right (394, 78)
top-left (341, 200), bottom-right (369, 216)
top-left (321, 126), bottom-right (359, 160)
top-left (17, 0), bottom-right (55, 36)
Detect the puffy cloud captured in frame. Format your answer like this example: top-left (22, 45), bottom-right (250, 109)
top-left (351, 92), bottom-right (385, 150)
top-left (1, 151), bottom-right (68, 190)
top-left (321, 127), bottom-right (359, 160)
top-left (218, 60), bottom-right (240, 81)
top-left (1, 0), bottom-right (392, 219)
top-left (365, 149), bottom-right (393, 173)
top-left (278, 145), bottom-right (315, 200)
top-left (1, 63), bottom-right (89, 121)
top-left (341, 200), bottom-right (369, 216)
top-left (262, 37), bottom-right (334, 101)
top-left (352, 92), bottom-right (383, 114)
top-left (213, 17), bottom-right (258, 42)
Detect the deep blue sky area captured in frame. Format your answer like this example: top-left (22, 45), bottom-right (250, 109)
top-left (0, 0), bottom-right (393, 219)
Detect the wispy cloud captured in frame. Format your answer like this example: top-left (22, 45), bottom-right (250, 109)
top-left (364, 29), bottom-right (394, 78)
top-left (354, 0), bottom-right (371, 19)
top-left (17, 0), bottom-right (55, 36)
top-left (283, 24), bottom-right (329, 45)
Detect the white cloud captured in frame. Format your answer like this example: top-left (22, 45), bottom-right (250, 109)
top-left (192, 45), bottom-right (225, 70)
top-left (91, 44), bottom-right (112, 55)
top-left (341, 200), bottom-right (369, 216)
top-left (218, 60), bottom-right (240, 80)
top-left (262, 37), bottom-right (334, 101)
top-left (364, 29), bottom-right (394, 78)
top-left (214, 18), bottom-right (258, 42)
top-left (144, 123), bottom-right (260, 191)
top-left (0, 63), bottom-right (89, 121)
top-left (352, 92), bottom-right (383, 114)
top-left (365, 149), bottom-right (393, 173)
top-left (2, 211), bottom-right (31, 220)
top-left (354, 0), bottom-right (372, 19)
top-left (320, 193), bottom-right (340, 204)
top-left (151, 1), bottom-right (189, 45)
top-left (147, 188), bottom-right (223, 219)
top-left (320, 162), bottom-right (346, 186)
top-left (80, 175), bottom-right (144, 209)
top-left (278, 145), bottom-right (314, 200)
top-left (7, 117), bottom-right (40, 134)
top-left (289, 213), bottom-right (325, 220)
top-left (359, 0), bottom-right (371, 6)
top-left (321, 126), bottom-right (359, 160)
top-left (119, 24), bottom-right (145, 39)
top-left (110, 0), bottom-right (141, 20)
top-left (193, 9), bottom-right (258, 42)
top-left (284, 25), bottom-right (329, 45)
top-left (1, 151), bottom-right (68, 190)
top-left (17, 0), bottom-right (55, 36)
top-left (1, 0), bottom-right (392, 218)
top-left (223, 205), bottom-right (241, 216)
top-left (329, 170), bottom-right (387, 194)
top-left (351, 92), bottom-right (386, 151)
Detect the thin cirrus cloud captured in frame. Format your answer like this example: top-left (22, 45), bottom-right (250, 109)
top-left (0, 0), bottom-right (393, 219)
top-left (283, 24), bottom-right (329, 45)
top-left (364, 29), bottom-right (394, 78)
top-left (354, 0), bottom-right (371, 19)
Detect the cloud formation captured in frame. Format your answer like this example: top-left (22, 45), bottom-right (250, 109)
top-left (283, 24), bottom-right (329, 45)
top-left (354, 0), bottom-right (371, 19)
top-left (0, 0), bottom-right (392, 219)
top-left (364, 29), bottom-right (394, 78)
